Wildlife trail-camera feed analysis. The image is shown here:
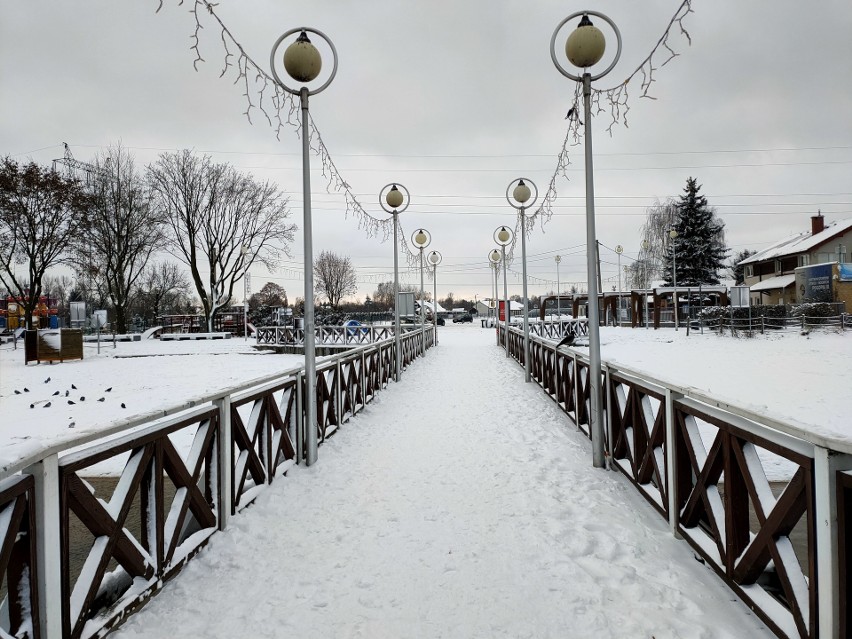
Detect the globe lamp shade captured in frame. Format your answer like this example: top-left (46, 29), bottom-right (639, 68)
top-left (283, 31), bottom-right (322, 83)
top-left (414, 230), bottom-right (428, 247)
top-left (497, 227), bottom-right (511, 244)
top-left (512, 180), bottom-right (531, 204)
top-left (490, 249), bottom-right (502, 263)
top-left (386, 185), bottom-right (404, 209)
top-left (565, 15), bottom-right (606, 68)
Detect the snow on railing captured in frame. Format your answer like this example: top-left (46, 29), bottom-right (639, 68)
top-left (500, 323), bottom-right (852, 639)
top-left (0, 327), bottom-right (433, 639)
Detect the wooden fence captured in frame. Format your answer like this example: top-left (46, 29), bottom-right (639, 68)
top-left (499, 324), bottom-right (851, 639)
top-left (0, 327), bottom-right (434, 639)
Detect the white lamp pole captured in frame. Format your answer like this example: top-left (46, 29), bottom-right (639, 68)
top-left (241, 245), bottom-right (249, 341)
top-left (494, 226), bottom-right (513, 358)
top-left (428, 251), bottom-right (442, 345)
top-left (412, 228), bottom-right (431, 354)
top-left (641, 239), bottom-right (649, 329)
top-left (507, 178), bottom-right (539, 383)
top-left (380, 183), bottom-right (410, 381)
top-left (552, 11), bottom-right (622, 469)
top-left (270, 28), bottom-right (338, 466)
top-left (615, 244), bottom-right (623, 326)
top-left (555, 254), bottom-right (562, 315)
top-left (489, 250), bottom-right (501, 341)
top-left (670, 229), bottom-right (679, 331)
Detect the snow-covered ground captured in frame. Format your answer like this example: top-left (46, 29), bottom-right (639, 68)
top-left (108, 325), bottom-right (777, 639)
top-left (1, 324), bottom-right (848, 473)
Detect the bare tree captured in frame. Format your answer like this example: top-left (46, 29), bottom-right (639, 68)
top-left (41, 274), bottom-right (74, 325)
top-left (0, 157), bottom-right (92, 328)
top-left (132, 261), bottom-right (191, 323)
top-left (74, 144), bottom-right (163, 334)
top-left (625, 198), bottom-right (678, 289)
top-left (314, 250), bottom-right (357, 308)
top-left (149, 150), bottom-right (296, 331)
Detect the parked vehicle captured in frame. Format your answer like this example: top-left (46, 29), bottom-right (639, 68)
top-left (453, 313), bottom-right (473, 323)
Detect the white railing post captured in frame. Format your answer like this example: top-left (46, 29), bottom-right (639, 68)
top-left (665, 387), bottom-right (682, 537)
top-left (296, 371), bottom-right (305, 463)
top-left (214, 395), bottom-right (232, 530)
top-left (336, 359), bottom-right (343, 426)
top-left (814, 447), bottom-right (852, 638)
top-left (25, 454), bottom-right (62, 639)
top-left (604, 364), bottom-right (613, 470)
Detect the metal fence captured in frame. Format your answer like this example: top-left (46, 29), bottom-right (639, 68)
top-left (256, 324), bottom-right (404, 346)
top-left (499, 323), bottom-right (851, 639)
top-left (0, 327), bottom-right (434, 639)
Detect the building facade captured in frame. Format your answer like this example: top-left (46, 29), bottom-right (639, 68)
top-left (739, 213), bottom-right (852, 306)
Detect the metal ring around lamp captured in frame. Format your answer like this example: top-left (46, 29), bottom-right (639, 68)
top-left (270, 27), bottom-right (339, 96)
top-left (505, 177), bottom-right (539, 213)
top-left (379, 183), bottom-right (410, 215)
top-left (550, 11), bottom-right (622, 82)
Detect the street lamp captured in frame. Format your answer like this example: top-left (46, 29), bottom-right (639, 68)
top-left (270, 28), bottom-right (338, 467)
top-left (379, 183), bottom-right (410, 382)
top-left (489, 249), bottom-right (501, 342)
top-left (411, 228), bottom-right (431, 353)
top-left (506, 178), bottom-right (539, 383)
top-left (552, 11), bottom-right (622, 469)
top-left (669, 229), bottom-right (679, 331)
top-left (615, 244), bottom-right (623, 326)
top-left (241, 245), bottom-right (249, 341)
top-left (555, 254), bottom-right (562, 316)
top-left (494, 225), bottom-right (513, 358)
top-left (428, 250), bottom-right (442, 344)
top-left (641, 239), bottom-right (650, 329)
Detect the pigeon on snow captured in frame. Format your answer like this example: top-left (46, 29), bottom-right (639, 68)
top-left (71, 384), bottom-right (77, 390)
top-left (14, 389), bottom-right (21, 395)
top-left (52, 390), bottom-right (60, 396)
top-left (98, 397), bottom-right (105, 402)
top-left (44, 377), bottom-right (51, 384)
top-left (67, 400), bottom-right (75, 405)
top-left (105, 387), bottom-right (113, 393)
top-left (43, 402), bottom-right (51, 408)
top-left (121, 403), bottom-right (127, 409)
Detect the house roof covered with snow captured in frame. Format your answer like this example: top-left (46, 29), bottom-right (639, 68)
top-left (739, 217), bottom-right (852, 265)
top-left (749, 274), bottom-right (797, 292)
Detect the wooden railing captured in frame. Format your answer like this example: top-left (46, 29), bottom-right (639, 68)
top-left (255, 324), bottom-right (402, 346)
top-left (499, 323), bottom-right (852, 639)
top-left (0, 327), bottom-right (433, 639)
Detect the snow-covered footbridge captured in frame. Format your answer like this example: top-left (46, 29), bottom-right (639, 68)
top-left (1, 325), bottom-right (849, 639)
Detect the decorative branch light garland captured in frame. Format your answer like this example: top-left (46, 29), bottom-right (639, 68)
top-left (156, 0), bottom-right (693, 268)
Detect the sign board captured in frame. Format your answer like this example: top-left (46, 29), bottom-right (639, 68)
top-left (498, 300), bottom-right (506, 322)
top-left (397, 292), bottom-right (415, 317)
top-left (245, 272), bottom-right (252, 294)
top-left (93, 309), bottom-right (108, 328)
top-left (799, 263), bottom-right (833, 302)
top-left (730, 286), bottom-right (750, 308)
top-left (839, 263), bottom-right (852, 282)
top-left (71, 301), bottom-right (86, 327)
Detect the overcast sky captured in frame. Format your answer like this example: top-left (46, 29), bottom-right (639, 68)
top-left (3, 1), bottom-right (851, 303)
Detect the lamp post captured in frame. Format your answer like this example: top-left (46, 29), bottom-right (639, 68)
top-left (411, 228), bottom-right (431, 353)
top-left (669, 229), bottom-right (679, 331)
top-left (379, 183), bottom-right (410, 382)
top-left (506, 178), bottom-right (539, 383)
top-left (270, 28), bottom-right (338, 467)
top-left (241, 245), bottom-right (249, 341)
top-left (615, 244), bottom-right (623, 326)
top-left (494, 226), bottom-right (513, 358)
top-left (428, 250), bottom-right (442, 345)
top-left (641, 239), bottom-right (649, 329)
top-left (555, 254), bottom-right (562, 316)
top-left (551, 11), bottom-right (622, 469)
top-left (489, 249), bottom-right (501, 342)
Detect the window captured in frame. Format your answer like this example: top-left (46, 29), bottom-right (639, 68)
top-left (798, 254), bottom-right (810, 267)
top-left (774, 259), bottom-right (782, 275)
top-left (744, 265), bottom-right (753, 278)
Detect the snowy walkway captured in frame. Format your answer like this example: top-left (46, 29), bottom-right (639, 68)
top-left (113, 327), bottom-right (774, 639)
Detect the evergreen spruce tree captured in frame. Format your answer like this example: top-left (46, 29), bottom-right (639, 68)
top-left (663, 177), bottom-right (728, 286)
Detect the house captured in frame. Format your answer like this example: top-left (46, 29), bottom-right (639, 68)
top-left (415, 300), bottom-right (448, 318)
top-left (739, 213), bottom-right (852, 306)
